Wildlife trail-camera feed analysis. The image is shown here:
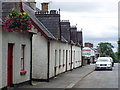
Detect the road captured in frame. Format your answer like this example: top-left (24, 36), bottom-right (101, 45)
top-left (73, 63), bottom-right (118, 88)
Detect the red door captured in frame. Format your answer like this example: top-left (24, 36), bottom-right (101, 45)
top-left (8, 43), bottom-right (13, 87)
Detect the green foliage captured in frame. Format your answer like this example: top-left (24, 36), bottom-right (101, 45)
top-left (114, 52), bottom-right (119, 63)
top-left (100, 53), bottom-right (106, 57)
top-left (98, 42), bottom-right (116, 62)
top-left (9, 10), bottom-right (19, 17)
top-left (118, 38), bottom-right (120, 60)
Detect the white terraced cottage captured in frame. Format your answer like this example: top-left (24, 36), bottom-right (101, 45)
top-left (24, 2), bottom-right (83, 81)
top-left (0, 2), bottom-right (34, 89)
top-left (0, 1), bottom-right (83, 89)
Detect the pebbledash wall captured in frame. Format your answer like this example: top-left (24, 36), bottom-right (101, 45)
top-left (22, 1), bottom-right (82, 81)
top-left (1, 30), bottom-right (31, 88)
top-left (32, 31), bottom-right (48, 80)
top-left (49, 41), bottom-right (71, 78)
top-left (72, 45), bottom-right (82, 68)
top-left (32, 36), bottom-right (82, 80)
top-left (49, 41), bottom-right (82, 78)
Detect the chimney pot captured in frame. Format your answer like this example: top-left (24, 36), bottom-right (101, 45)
top-left (41, 2), bottom-right (49, 12)
top-left (50, 10), bottom-right (57, 14)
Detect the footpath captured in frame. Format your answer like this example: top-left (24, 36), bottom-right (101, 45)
top-left (20, 64), bottom-right (95, 88)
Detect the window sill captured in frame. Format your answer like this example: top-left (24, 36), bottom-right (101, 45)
top-left (20, 71), bottom-right (27, 75)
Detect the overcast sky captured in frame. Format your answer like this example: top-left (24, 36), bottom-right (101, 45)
top-left (36, 0), bottom-right (119, 51)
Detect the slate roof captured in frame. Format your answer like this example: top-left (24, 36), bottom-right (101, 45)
top-left (61, 36), bottom-right (68, 43)
top-left (35, 12), bottom-right (60, 39)
top-left (22, 2), bottom-right (56, 39)
top-left (77, 31), bottom-right (83, 46)
top-left (1, 2), bottom-right (55, 39)
top-left (61, 20), bottom-right (70, 42)
top-left (2, 2), bottom-right (14, 21)
top-left (71, 30), bottom-right (77, 43)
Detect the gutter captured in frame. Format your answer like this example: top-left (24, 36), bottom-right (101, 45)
top-left (47, 39), bottom-right (50, 82)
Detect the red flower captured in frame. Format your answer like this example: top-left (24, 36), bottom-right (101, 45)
top-left (3, 10), bottom-right (32, 33)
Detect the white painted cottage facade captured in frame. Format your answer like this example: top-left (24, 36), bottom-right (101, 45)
top-left (1, 30), bottom-right (32, 89)
top-left (0, 1), bottom-right (83, 89)
top-left (32, 32), bottom-right (82, 81)
top-left (0, 2), bottom-right (34, 89)
top-left (22, 2), bottom-right (83, 81)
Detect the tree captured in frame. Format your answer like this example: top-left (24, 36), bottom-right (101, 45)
top-left (98, 42), bottom-right (115, 61)
top-left (118, 39), bottom-right (120, 61)
top-left (114, 52), bottom-right (119, 62)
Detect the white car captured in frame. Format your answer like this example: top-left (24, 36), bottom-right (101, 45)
top-left (107, 57), bottom-right (114, 67)
top-left (95, 57), bottom-right (112, 70)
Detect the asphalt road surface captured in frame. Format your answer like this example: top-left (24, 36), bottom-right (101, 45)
top-left (73, 63), bottom-right (118, 88)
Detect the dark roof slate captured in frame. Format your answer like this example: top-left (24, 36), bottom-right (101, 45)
top-left (35, 13), bottom-right (60, 39)
top-left (22, 2), bottom-right (56, 39)
top-left (1, 2), bottom-right (14, 21)
top-left (61, 36), bottom-right (68, 43)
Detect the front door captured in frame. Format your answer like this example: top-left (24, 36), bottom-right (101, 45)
top-left (7, 43), bottom-right (13, 87)
top-left (54, 50), bottom-right (57, 77)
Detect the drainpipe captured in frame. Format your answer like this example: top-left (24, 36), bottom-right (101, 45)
top-left (81, 46), bottom-right (83, 66)
top-left (47, 39), bottom-right (50, 82)
top-left (59, 9), bottom-right (61, 40)
top-left (30, 34), bottom-right (33, 85)
top-left (20, 1), bottom-right (33, 85)
top-left (70, 45), bottom-right (73, 71)
top-left (20, 0), bottom-right (24, 12)
top-left (70, 27), bottom-right (73, 71)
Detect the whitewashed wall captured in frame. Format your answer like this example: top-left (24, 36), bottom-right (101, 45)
top-left (32, 32), bottom-right (48, 80)
top-left (72, 45), bottom-right (82, 68)
top-left (32, 32), bottom-right (82, 80)
top-left (0, 27), bottom-right (2, 88)
top-left (49, 41), bottom-right (82, 78)
top-left (49, 41), bottom-right (71, 78)
top-left (2, 30), bottom-right (31, 88)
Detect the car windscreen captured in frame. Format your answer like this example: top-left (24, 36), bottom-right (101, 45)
top-left (97, 59), bottom-right (109, 62)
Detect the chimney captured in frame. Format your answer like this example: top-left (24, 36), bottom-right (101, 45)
top-left (85, 43), bottom-right (93, 48)
top-left (29, 2), bottom-right (36, 10)
top-left (41, 2), bottom-right (49, 11)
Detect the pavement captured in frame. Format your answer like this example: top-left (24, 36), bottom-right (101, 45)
top-left (20, 64), bottom-right (95, 88)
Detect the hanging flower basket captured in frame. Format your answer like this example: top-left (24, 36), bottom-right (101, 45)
top-left (4, 10), bottom-right (32, 32)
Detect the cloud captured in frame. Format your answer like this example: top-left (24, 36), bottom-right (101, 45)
top-left (48, 0), bottom-right (118, 13)
top-left (49, 2), bottom-right (103, 13)
top-left (36, 0), bottom-right (118, 49)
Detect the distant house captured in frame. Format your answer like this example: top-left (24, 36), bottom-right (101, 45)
top-left (0, 2), bottom-right (33, 89)
top-left (82, 43), bottom-right (96, 65)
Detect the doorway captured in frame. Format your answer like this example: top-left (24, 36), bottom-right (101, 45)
top-left (7, 43), bottom-right (14, 87)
